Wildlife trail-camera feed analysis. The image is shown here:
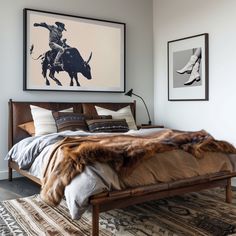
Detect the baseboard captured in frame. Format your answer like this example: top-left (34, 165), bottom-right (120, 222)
top-left (0, 170), bottom-right (22, 180)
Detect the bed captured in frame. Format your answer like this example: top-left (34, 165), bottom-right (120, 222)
top-left (7, 99), bottom-right (236, 236)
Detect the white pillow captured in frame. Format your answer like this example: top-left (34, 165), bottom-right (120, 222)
top-left (95, 105), bottom-right (137, 130)
top-left (30, 105), bottom-right (73, 136)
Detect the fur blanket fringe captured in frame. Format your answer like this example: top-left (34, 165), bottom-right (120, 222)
top-left (40, 129), bottom-right (236, 206)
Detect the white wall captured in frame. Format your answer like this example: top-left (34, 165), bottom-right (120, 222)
top-left (153, 0), bottom-right (236, 144)
top-left (153, 0), bottom-right (236, 186)
top-left (0, 0), bottom-right (153, 179)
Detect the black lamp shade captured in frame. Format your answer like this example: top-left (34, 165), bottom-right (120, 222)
top-left (125, 89), bottom-right (133, 97)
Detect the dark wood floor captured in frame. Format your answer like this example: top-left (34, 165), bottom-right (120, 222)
top-left (0, 177), bottom-right (40, 201)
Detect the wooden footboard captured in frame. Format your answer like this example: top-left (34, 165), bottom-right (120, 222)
top-left (90, 171), bottom-right (236, 236)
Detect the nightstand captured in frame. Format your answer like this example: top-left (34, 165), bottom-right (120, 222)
top-left (137, 125), bottom-right (164, 129)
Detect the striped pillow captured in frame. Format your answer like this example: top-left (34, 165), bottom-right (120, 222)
top-left (52, 112), bottom-right (88, 132)
top-left (30, 105), bottom-right (73, 136)
top-left (86, 119), bottom-right (129, 133)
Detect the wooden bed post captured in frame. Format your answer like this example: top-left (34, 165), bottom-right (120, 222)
top-left (92, 204), bottom-right (100, 236)
top-left (226, 178), bottom-right (232, 203)
top-left (8, 99), bottom-right (13, 181)
top-left (8, 162), bottom-right (12, 181)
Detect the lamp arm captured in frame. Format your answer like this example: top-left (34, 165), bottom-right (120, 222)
top-left (132, 92), bottom-right (151, 125)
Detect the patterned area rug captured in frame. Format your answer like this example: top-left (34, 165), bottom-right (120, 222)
top-left (0, 189), bottom-right (236, 236)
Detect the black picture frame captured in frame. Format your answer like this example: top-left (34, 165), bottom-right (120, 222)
top-left (23, 8), bottom-right (126, 92)
top-left (167, 33), bottom-right (209, 101)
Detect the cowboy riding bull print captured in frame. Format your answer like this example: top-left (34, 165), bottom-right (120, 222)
top-left (31, 21), bottom-right (93, 87)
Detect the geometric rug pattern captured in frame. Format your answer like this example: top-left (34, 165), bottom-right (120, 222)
top-left (0, 188), bottom-right (236, 236)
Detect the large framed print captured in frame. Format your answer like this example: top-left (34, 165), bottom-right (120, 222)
top-left (168, 33), bottom-right (209, 101)
top-left (23, 9), bottom-right (125, 92)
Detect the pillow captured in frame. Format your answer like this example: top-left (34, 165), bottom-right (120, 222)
top-left (86, 119), bottom-right (129, 133)
top-left (97, 115), bottom-right (112, 119)
top-left (95, 105), bottom-right (137, 130)
top-left (18, 121), bottom-right (35, 136)
top-left (52, 112), bottom-right (88, 132)
top-left (30, 105), bottom-right (73, 136)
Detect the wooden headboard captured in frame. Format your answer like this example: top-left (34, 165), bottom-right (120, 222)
top-left (8, 99), bottom-right (136, 149)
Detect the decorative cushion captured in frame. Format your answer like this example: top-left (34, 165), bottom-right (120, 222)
top-left (52, 112), bottom-right (88, 132)
top-left (86, 119), bottom-right (129, 133)
top-left (95, 105), bottom-right (137, 130)
top-left (30, 105), bottom-right (73, 136)
top-left (18, 121), bottom-right (35, 136)
top-left (97, 115), bottom-right (112, 120)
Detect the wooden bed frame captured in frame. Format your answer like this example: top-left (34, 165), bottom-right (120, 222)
top-left (8, 99), bottom-right (236, 236)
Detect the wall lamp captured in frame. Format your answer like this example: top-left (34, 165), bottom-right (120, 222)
top-left (125, 89), bottom-right (152, 125)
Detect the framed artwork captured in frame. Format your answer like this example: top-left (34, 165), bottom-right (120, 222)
top-left (167, 33), bottom-right (209, 101)
top-left (23, 8), bottom-right (125, 92)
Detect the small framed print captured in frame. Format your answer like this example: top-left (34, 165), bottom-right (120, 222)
top-left (168, 33), bottom-right (209, 101)
top-left (23, 8), bottom-right (125, 92)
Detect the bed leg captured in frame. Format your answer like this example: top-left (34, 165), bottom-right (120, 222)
top-left (226, 178), bottom-right (232, 203)
top-left (92, 204), bottom-right (99, 236)
top-left (8, 165), bottom-right (12, 181)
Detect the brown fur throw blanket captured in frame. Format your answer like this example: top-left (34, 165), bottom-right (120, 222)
top-left (40, 129), bottom-right (236, 206)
